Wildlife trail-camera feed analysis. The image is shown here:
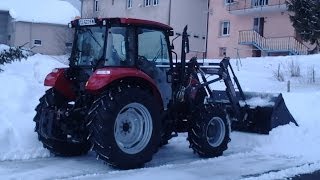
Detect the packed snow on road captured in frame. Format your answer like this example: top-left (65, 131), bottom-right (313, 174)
top-left (0, 52), bottom-right (320, 179)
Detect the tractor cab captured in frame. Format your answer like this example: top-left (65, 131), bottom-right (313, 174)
top-left (68, 18), bottom-right (174, 107)
top-left (69, 18), bottom-right (173, 71)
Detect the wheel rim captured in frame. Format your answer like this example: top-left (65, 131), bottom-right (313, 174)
top-left (206, 117), bottom-right (226, 148)
top-left (114, 103), bottom-right (153, 154)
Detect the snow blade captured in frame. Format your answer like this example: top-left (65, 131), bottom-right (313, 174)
top-left (232, 92), bottom-right (298, 134)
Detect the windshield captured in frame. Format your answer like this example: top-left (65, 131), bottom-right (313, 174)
top-left (72, 26), bottom-right (106, 66)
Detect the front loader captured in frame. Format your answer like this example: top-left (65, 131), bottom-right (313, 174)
top-left (33, 17), bottom-right (297, 169)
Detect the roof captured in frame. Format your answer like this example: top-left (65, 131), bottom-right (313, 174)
top-left (0, 0), bottom-right (79, 25)
top-left (119, 18), bottom-right (173, 30)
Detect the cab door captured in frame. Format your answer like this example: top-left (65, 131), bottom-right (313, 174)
top-left (136, 28), bottom-right (172, 109)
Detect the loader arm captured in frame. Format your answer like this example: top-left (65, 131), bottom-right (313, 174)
top-left (197, 57), bottom-right (244, 120)
top-left (192, 57), bottom-right (297, 134)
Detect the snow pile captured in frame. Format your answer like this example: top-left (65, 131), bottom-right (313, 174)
top-left (0, 0), bottom-right (79, 25)
top-left (0, 44), bottom-right (9, 53)
top-left (0, 54), bottom-right (66, 160)
top-left (240, 96), bottom-right (275, 107)
top-left (253, 92), bottom-right (320, 162)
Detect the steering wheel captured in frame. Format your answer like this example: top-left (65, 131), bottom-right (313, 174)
top-left (137, 55), bottom-right (148, 65)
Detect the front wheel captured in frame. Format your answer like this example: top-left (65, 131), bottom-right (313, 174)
top-left (87, 86), bottom-right (161, 169)
top-left (188, 106), bottom-right (230, 158)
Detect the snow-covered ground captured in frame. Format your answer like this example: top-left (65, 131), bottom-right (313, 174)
top-left (0, 53), bottom-right (320, 179)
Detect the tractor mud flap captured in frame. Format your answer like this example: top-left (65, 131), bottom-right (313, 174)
top-left (232, 92), bottom-right (298, 134)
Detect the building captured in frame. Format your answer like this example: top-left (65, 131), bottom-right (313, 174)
top-left (207, 0), bottom-right (310, 59)
top-left (0, 0), bottom-right (79, 55)
top-left (82, 0), bottom-right (209, 58)
top-left (81, 0), bottom-right (312, 59)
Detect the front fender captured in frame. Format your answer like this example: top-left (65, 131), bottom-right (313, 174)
top-left (85, 67), bottom-right (163, 108)
top-left (44, 68), bottom-right (76, 99)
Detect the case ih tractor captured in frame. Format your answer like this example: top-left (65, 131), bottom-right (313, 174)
top-left (34, 18), bottom-right (297, 169)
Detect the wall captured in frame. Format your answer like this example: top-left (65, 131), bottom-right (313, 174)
top-left (207, 0), bottom-right (297, 59)
top-left (82, 0), bottom-right (209, 59)
top-left (207, 0), bottom-right (253, 59)
top-left (170, 0), bottom-right (208, 59)
top-left (82, 0), bottom-right (95, 17)
top-left (98, 0), bottom-right (170, 24)
top-left (0, 11), bottom-right (9, 44)
top-left (12, 22), bottom-right (73, 55)
top-left (263, 12), bottom-right (295, 38)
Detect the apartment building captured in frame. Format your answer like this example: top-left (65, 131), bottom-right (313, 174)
top-left (207, 0), bottom-right (310, 58)
top-left (82, 0), bottom-right (311, 59)
top-left (82, 0), bottom-right (209, 58)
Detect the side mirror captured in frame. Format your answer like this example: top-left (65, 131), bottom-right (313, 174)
top-left (171, 33), bottom-right (181, 50)
top-left (120, 41), bottom-right (126, 55)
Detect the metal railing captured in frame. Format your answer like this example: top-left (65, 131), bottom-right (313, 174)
top-left (238, 30), bottom-right (309, 55)
top-left (228, 0), bottom-right (287, 12)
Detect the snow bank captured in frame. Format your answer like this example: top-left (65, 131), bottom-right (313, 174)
top-left (0, 54), bottom-right (66, 160)
top-left (0, 44), bottom-right (9, 53)
top-left (239, 96), bottom-right (275, 107)
top-left (252, 92), bottom-right (320, 163)
top-left (0, 0), bottom-right (79, 25)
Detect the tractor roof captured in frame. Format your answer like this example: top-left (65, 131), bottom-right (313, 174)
top-left (118, 18), bottom-right (173, 30)
top-left (71, 17), bottom-right (173, 31)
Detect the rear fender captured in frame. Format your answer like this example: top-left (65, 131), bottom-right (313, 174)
top-left (85, 67), bottom-right (163, 109)
top-left (44, 68), bottom-right (76, 99)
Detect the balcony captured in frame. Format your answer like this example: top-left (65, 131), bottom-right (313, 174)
top-left (238, 30), bottom-right (308, 55)
top-left (227, 0), bottom-right (287, 15)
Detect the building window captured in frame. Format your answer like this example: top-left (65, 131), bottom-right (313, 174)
top-left (95, 0), bottom-right (99, 12)
top-left (33, 39), bottom-right (42, 46)
top-left (153, 0), bottom-right (159, 6)
top-left (220, 21), bottom-right (230, 36)
top-left (225, 0), bottom-right (234, 4)
top-left (144, 0), bottom-right (151, 6)
top-left (127, 0), bottom-right (133, 8)
top-left (219, 47), bottom-right (227, 57)
top-left (65, 42), bottom-right (72, 48)
top-left (253, 0), bottom-right (268, 6)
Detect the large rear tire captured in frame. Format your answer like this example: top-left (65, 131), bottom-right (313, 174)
top-left (87, 85), bottom-right (161, 169)
top-left (34, 88), bottom-right (91, 156)
top-left (188, 106), bottom-right (230, 158)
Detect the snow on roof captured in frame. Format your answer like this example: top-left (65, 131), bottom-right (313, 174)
top-left (0, 0), bottom-right (80, 25)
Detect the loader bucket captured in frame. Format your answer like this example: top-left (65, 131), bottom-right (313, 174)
top-left (232, 92), bottom-right (298, 134)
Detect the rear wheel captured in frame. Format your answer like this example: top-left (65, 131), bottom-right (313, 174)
top-left (188, 106), bottom-right (230, 158)
top-left (87, 85), bottom-right (161, 169)
top-left (33, 88), bottom-right (91, 156)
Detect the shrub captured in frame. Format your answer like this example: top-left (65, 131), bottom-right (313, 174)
top-left (273, 63), bottom-right (285, 82)
top-left (0, 47), bottom-right (31, 72)
top-left (288, 60), bottom-right (301, 77)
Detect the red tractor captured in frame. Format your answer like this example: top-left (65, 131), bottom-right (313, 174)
top-left (34, 18), bottom-right (297, 169)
